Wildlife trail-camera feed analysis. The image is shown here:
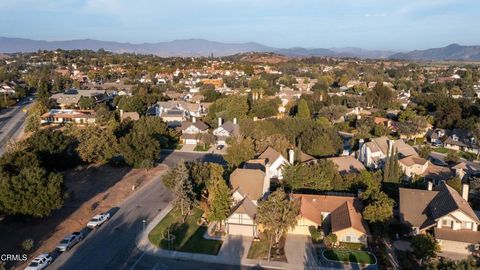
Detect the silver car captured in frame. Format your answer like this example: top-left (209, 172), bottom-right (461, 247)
top-left (56, 232), bottom-right (83, 252)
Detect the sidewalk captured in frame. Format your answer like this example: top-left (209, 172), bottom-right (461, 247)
top-left (135, 206), bottom-right (326, 270)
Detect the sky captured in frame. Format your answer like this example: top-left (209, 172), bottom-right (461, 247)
top-left (1, 0), bottom-right (479, 51)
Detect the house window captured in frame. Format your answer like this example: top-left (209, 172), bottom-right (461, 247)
top-left (461, 221), bottom-right (473, 230)
top-left (442, 219), bottom-right (452, 228)
top-left (346, 236), bottom-right (351, 242)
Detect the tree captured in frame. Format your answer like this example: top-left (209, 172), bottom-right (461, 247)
top-left (323, 233), bottom-right (338, 248)
top-left (298, 126), bottom-right (343, 157)
top-left (171, 161), bottom-right (195, 218)
top-left (282, 160), bottom-right (339, 191)
top-left (25, 102), bottom-right (48, 132)
top-left (318, 105), bottom-right (348, 124)
top-left (447, 176), bottom-right (462, 194)
top-left (411, 234), bottom-right (439, 261)
top-left (361, 187), bottom-right (394, 223)
top-left (118, 131), bottom-right (160, 168)
top-left (397, 109), bottom-right (429, 140)
top-left (296, 99), bottom-right (310, 119)
top-left (205, 165), bottom-right (231, 229)
top-left (206, 96), bottom-right (249, 126)
top-left (78, 96), bottom-right (96, 109)
top-left (418, 145), bottom-right (431, 159)
top-left (257, 188), bottom-right (299, 261)
top-left (445, 151), bottom-right (460, 164)
top-left (366, 82), bottom-right (394, 109)
top-left (383, 150), bottom-right (402, 183)
top-left (0, 152), bottom-right (63, 217)
top-left (224, 136), bottom-right (255, 167)
top-left (76, 126), bottom-right (118, 163)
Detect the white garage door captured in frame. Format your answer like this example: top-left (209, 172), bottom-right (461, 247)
top-left (439, 240), bottom-right (471, 254)
top-left (227, 224), bottom-right (255, 237)
top-left (185, 139), bottom-right (197, 145)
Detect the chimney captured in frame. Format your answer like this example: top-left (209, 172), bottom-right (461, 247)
top-left (358, 138), bottom-right (365, 149)
top-left (120, 109), bottom-right (124, 118)
top-left (288, 149), bottom-right (295, 164)
top-left (456, 168), bottom-right (465, 180)
top-left (387, 139), bottom-right (395, 156)
top-left (218, 117), bottom-right (222, 127)
top-left (462, 183), bottom-right (469, 201)
top-left (233, 118), bottom-right (237, 125)
top-left (192, 117), bottom-right (196, 123)
top-left (263, 164), bottom-right (271, 196)
top-left (427, 181), bottom-right (433, 191)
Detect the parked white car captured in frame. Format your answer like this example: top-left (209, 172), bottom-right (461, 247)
top-left (25, 254), bottom-right (52, 270)
top-left (56, 232), bottom-right (83, 252)
top-left (87, 213), bottom-right (110, 229)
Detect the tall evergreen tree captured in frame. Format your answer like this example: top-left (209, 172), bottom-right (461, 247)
top-left (171, 161), bottom-right (195, 219)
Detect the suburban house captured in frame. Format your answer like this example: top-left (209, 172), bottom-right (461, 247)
top-left (50, 89), bottom-right (108, 108)
top-left (290, 194), bottom-right (370, 247)
top-left (357, 136), bottom-right (417, 169)
top-left (212, 118), bottom-right (239, 145)
top-left (327, 156), bottom-right (366, 174)
top-left (178, 119), bottom-right (209, 145)
top-left (398, 155), bottom-right (453, 183)
top-left (157, 100), bottom-right (210, 118)
top-left (426, 128), bottom-right (479, 154)
top-left (41, 109), bottom-right (96, 125)
top-left (453, 162), bottom-right (480, 180)
top-left (399, 182), bottom-right (480, 256)
top-left (120, 111), bottom-right (140, 121)
top-left (224, 168), bottom-right (270, 237)
top-left (0, 82), bottom-right (16, 95)
top-left (256, 146), bottom-right (290, 180)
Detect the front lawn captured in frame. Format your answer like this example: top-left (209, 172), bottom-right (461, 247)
top-left (247, 236), bottom-right (287, 262)
top-left (180, 226), bottom-right (223, 255)
top-left (148, 207), bottom-right (222, 255)
top-left (323, 248), bottom-right (376, 265)
top-left (194, 144), bottom-right (210, 152)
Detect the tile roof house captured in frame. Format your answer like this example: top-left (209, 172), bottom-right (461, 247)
top-left (426, 128), bottom-right (479, 154)
top-left (290, 194), bottom-right (370, 246)
top-left (398, 155), bottom-right (453, 183)
top-left (399, 182), bottom-right (480, 256)
top-left (225, 168), bottom-right (270, 237)
top-left (41, 109), bottom-right (96, 125)
top-left (212, 118), bottom-right (240, 145)
top-left (178, 119), bottom-right (209, 145)
top-left (50, 89), bottom-right (107, 108)
top-left (358, 136), bottom-right (417, 169)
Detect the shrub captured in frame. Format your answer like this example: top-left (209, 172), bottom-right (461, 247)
top-left (20, 238), bottom-right (34, 252)
top-left (309, 226), bottom-right (323, 243)
top-left (324, 233), bottom-right (337, 248)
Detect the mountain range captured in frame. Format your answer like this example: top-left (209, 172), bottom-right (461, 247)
top-left (0, 37), bottom-right (479, 60)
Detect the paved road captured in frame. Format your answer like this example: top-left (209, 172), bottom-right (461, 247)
top-left (0, 100), bottom-right (31, 155)
top-left (48, 152), bottom-right (229, 270)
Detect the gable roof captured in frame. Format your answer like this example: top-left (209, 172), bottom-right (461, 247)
top-left (219, 121), bottom-right (239, 135)
top-left (231, 196), bottom-right (258, 219)
top-left (258, 146), bottom-right (285, 165)
top-left (330, 201), bottom-right (369, 234)
top-left (398, 155), bottom-right (428, 167)
top-left (328, 156), bottom-right (366, 174)
top-left (366, 136), bottom-right (417, 157)
top-left (179, 121), bottom-right (209, 131)
top-left (399, 183), bottom-right (479, 231)
top-left (230, 169), bottom-right (266, 200)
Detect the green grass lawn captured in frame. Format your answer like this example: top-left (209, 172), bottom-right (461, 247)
top-left (433, 147), bottom-right (450, 154)
top-left (180, 226), bottom-right (223, 255)
top-left (323, 249), bottom-right (376, 265)
top-left (148, 208), bottom-right (222, 255)
top-left (194, 144), bottom-right (210, 152)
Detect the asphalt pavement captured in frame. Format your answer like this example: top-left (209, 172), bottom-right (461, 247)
top-left (48, 152), bottom-right (231, 270)
top-left (0, 101), bottom-right (31, 156)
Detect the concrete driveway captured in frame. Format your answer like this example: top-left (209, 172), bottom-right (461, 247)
top-left (285, 234), bottom-right (318, 269)
top-left (218, 235), bottom-right (253, 262)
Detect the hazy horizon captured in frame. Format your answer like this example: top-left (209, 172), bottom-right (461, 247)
top-left (1, 0), bottom-right (479, 51)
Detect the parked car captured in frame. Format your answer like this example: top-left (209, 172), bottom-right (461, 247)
top-left (216, 145), bottom-right (224, 150)
top-left (87, 213), bottom-right (110, 229)
top-left (25, 254), bottom-right (52, 270)
top-left (432, 141), bottom-right (443, 147)
top-left (56, 232), bottom-right (83, 252)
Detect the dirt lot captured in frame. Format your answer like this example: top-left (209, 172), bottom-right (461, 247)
top-left (0, 163), bottom-right (167, 269)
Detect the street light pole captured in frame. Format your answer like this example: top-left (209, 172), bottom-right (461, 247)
top-left (142, 219), bottom-right (146, 233)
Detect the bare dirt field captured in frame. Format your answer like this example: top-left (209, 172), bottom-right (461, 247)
top-left (0, 163), bottom-right (167, 269)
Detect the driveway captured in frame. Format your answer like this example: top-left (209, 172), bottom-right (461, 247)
top-left (284, 234), bottom-right (318, 269)
top-left (218, 235), bottom-right (253, 262)
top-left (180, 144), bottom-right (196, 152)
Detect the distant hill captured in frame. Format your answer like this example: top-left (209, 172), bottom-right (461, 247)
top-left (239, 52), bottom-right (289, 64)
top-left (1, 37), bottom-right (479, 60)
top-left (0, 37), bottom-right (274, 57)
top-left (389, 44), bottom-right (480, 61)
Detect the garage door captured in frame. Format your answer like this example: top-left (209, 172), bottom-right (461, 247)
top-left (439, 240), bottom-right (471, 254)
top-left (185, 139), bottom-right (197, 145)
top-left (227, 224), bottom-right (255, 237)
